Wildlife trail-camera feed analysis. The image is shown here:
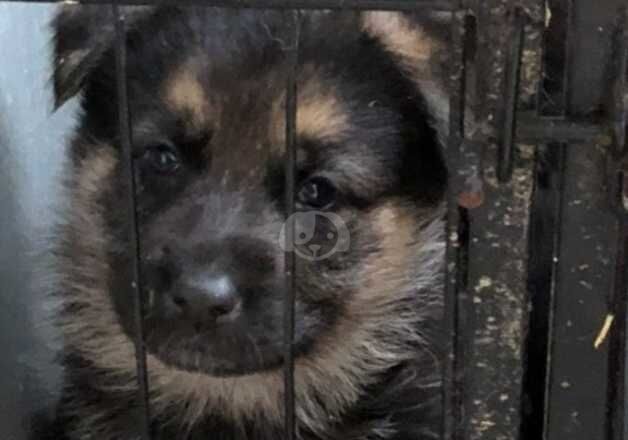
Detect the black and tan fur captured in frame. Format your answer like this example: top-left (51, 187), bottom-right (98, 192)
top-left (41, 6), bottom-right (450, 440)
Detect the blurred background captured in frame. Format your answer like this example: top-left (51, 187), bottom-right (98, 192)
top-left (0, 4), bottom-right (77, 437)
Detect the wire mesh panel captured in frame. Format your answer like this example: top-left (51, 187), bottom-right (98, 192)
top-left (0, 1), bottom-right (626, 440)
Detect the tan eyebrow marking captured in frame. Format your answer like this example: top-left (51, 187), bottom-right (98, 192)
top-left (271, 72), bottom-right (350, 149)
top-left (297, 89), bottom-right (349, 141)
top-left (163, 61), bottom-right (212, 130)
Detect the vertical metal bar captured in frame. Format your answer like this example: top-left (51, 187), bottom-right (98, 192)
top-left (461, 2), bottom-right (533, 434)
top-left (497, 7), bottom-right (525, 183)
top-left (520, 1), bottom-right (571, 438)
top-left (608, 218), bottom-right (628, 440)
top-left (607, 9), bottom-right (628, 440)
top-left (622, 225), bottom-right (628, 440)
top-left (610, 6), bottom-right (627, 157)
top-left (283, 10), bottom-right (300, 440)
top-left (543, 2), bottom-right (625, 438)
top-left (519, 142), bottom-right (566, 440)
top-left (536, 0), bottom-right (573, 118)
top-left (112, 4), bottom-right (151, 439)
top-left (442, 9), bottom-right (473, 440)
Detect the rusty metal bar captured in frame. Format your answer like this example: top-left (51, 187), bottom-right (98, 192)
top-left (442, 10), bottom-right (469, 440)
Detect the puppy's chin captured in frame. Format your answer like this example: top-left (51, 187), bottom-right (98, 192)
top-left (142, 323), bottom-right (287, 377)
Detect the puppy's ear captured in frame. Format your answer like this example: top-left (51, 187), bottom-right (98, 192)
top-left (52, 5), bottom-right (152, 109)
top-left (361, 11), bottom-right (450, 140)
top-left (361, 12), bottom-right (441, 77)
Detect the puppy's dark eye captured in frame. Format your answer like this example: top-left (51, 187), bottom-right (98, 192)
top-left (143, 144), bottom-right (181, 174)
top-left (297, 176), bottom-right (336, 209)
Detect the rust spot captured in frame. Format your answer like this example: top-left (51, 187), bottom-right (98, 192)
top-left (458, 175), bottom-right (485, 209)
top-left (458, 190), bottom-right (485, 209)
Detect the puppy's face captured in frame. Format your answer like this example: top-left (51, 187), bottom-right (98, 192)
top-left (56, 8), bottom-right (447, 378)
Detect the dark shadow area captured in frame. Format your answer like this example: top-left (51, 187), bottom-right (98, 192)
top-left (0, 100), bottom-right (33, 439)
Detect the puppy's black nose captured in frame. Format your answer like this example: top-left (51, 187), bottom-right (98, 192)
top-left (172, 273), bottom-right (241, 323)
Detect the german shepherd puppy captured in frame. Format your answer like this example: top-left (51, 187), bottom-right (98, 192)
top-left (45, 5), bottom-right (449, 440)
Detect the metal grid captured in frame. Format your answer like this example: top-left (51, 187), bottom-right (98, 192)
top-left (2, 0), bottom-right (627, 439)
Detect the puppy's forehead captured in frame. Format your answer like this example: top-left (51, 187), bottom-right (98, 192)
top-left (162, 57), bottom-right (350, 149)
top-left (129, 12), bottom-right (408, 193)
top-left (155, 55), bottom-right (394, 199)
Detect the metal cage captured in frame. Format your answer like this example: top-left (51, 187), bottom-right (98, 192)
top-left (1, 0), bottom-right (627, 439)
